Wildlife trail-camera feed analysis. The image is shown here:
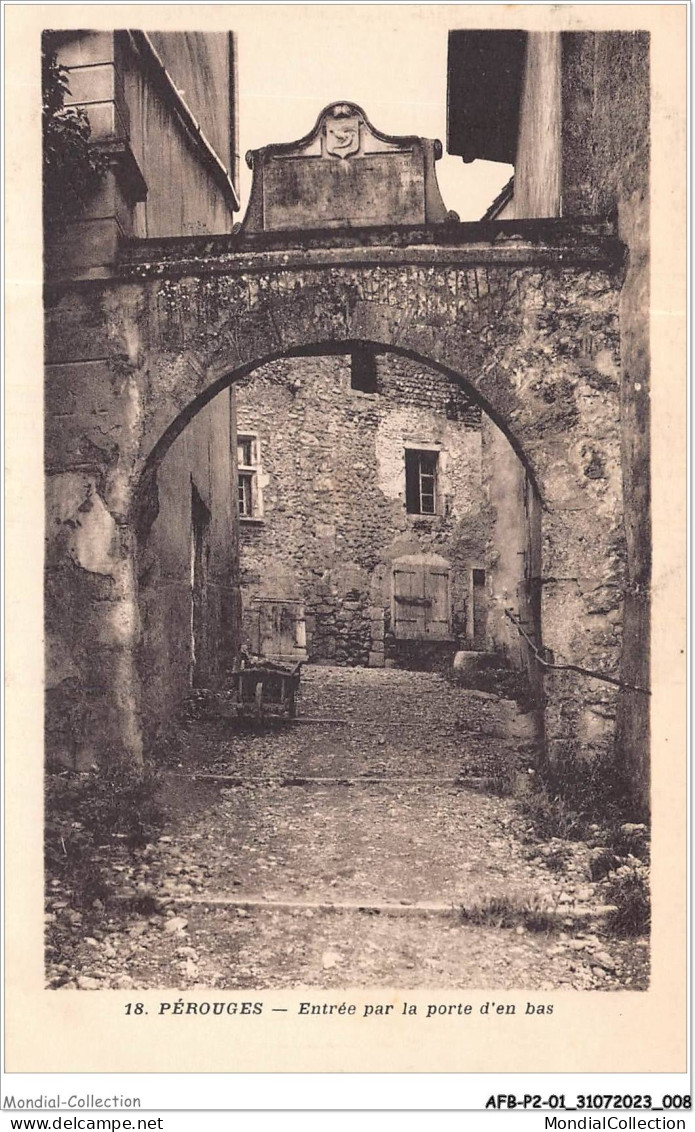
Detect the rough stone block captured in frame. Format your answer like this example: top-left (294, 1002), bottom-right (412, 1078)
top-left (452, 650), bottom-right (488, 674)
top-left (44, 217), bottom-right (122, 276)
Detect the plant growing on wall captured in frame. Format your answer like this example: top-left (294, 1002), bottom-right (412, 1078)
top-left (42, 43), bottom-right (107, 232)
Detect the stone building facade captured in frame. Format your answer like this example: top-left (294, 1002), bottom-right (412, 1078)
top-left (134, 387), bottom-right (240, 735)
top-left (235, 350), bottom-right (535, 671)
top-left (45, 29), bottom-right (239, 276)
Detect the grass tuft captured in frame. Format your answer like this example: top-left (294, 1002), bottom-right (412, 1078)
top-left (45, 763), bottom-right (163, 909)
top-left (459, 892), bottom-right (561, 933)
top-left (603, 863), bottom-right (650, 937)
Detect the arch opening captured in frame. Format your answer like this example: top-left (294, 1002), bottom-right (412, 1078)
top-left (134, 343), bottom-right (544, 748)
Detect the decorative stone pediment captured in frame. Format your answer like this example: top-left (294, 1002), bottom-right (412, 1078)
top-left (242, 102), bottom-right (454, 232)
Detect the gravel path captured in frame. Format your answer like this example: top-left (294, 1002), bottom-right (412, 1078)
top-left (46, 666), bottom-right (649, 991)
top-left (158, 781), bottom-right (569, 905)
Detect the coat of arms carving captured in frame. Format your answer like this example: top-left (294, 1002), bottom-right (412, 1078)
top-left (324, 104), bottom-right (361, 158)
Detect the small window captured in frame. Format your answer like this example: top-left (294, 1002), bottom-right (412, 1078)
top-left (237, 436), bottom-right (254, 467)
top-left (405, 449), bottom-right (438, 515)
top-left (350, 346), bottom-right (378, 393)
top-left (237, 432), bottom-right (262, 519)
top-left (238, 472), bottom-right (254, 516)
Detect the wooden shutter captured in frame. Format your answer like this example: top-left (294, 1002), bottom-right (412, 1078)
top-left (254, 600), bottom-right (307, 660)
top-left (393, 562), bottom-right (427, 639)
top-left (393, 558), bottom-right (452, 640)
top-left (425, 565), bottom-right (451, 639)
top-left (404, 451), bottom-right (420, 514)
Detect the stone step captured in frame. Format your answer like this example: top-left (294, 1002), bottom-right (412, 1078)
top-left (167, 896), bottom-right (462, 917)
top-left (155, 893), bottom-right (615, 924)
top-left (167, 772), bottom-right (499, 787)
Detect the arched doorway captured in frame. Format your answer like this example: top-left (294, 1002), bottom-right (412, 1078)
top-left (45, 232), bottom-right (625, 780)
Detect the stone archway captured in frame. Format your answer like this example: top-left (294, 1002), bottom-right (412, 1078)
top-left (45, 224), bottom-right (625, 776)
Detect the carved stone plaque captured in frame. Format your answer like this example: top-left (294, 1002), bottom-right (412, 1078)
top-left (242, 101), bottom-right (452, 232)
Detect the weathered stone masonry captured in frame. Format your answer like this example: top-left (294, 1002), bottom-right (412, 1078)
top-left (44, 222), bottom-right (626, 783)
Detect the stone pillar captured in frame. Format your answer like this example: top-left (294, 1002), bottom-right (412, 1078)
top-left (45, 289), bottom-right (146, 772)
top-left (43, 32), bottom-right (147, 279)
top-left (537, 386), bottom-right (625, 772)
top-left (45, 473), bottom-right (143, 771)
top-left (368, 607), bottom-right (385, 668)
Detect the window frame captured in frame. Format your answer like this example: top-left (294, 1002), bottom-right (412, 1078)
top-left (404, 444), bottom-right (441, 517)
top-left (237, 431), bottom-right (264, 522)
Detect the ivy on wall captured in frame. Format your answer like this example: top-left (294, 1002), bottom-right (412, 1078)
top-left (42, 44), bottom-right (108, 232)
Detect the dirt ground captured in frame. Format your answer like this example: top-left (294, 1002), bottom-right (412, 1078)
top-left (45, 666), bottom-right (649, 991)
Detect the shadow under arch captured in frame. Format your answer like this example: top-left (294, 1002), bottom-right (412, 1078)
top-left (134, 338), bottom-right (543, 521)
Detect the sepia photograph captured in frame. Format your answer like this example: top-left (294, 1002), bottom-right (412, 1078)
top-left (3, 1), bottom-right (686, 1078)
top-left (1, 0), bottom-right (688, 1091)
top-left (40, 16), bottom-right (654, 997)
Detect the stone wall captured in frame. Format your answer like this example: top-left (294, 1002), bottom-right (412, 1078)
top-left (121, 33), bottom-right (236, 240)
top-left (513, 32), bottom-right (562, 220)
top-left (235, 352), bottom-right (494, 666)
top-left (561, 31), bottom-right (651, 809)
top-left (495, 31), bottom-right (650, 804)
top-left (147, 31), bottom-right (235, 181)
top-left (481, 416), bottom-right (541, 675)
top-left (45, 365), bottom-right (241, 768)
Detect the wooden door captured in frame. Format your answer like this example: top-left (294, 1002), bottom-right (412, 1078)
top-left (472, 567), bottom-right (487, 647)
top-left (258, 601), bottom-right (299, 657)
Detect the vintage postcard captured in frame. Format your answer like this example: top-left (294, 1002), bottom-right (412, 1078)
top-left (3, 2), bottom-right (687, 1081)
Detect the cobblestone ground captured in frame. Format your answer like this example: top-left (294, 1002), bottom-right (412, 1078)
top-left (46, 667), bottom-right (649, 991)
